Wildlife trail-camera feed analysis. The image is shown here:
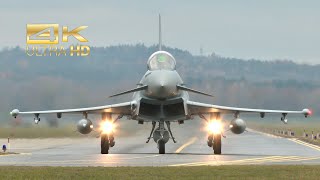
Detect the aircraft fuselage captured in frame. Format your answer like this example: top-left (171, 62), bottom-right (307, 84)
top-left (130, 51), bottom-right (191, 122)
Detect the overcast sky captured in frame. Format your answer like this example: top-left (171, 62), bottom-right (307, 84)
top-left (1, 0), bottom-right (319, 64)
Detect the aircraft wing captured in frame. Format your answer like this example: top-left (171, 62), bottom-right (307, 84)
top-left (187, 100), bottom-right (311, 117)
top-left (10, 102), bottom-right (132, 117)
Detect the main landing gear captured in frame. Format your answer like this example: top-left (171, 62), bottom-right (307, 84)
top-left (146, 120), bottom-right (176, 154)
top-left (101, 133), bottom-right (115, 154)
top-left (100, 113), bottom-right (117, 154)
top-left (201, 112), bottom-right (223, 155)
top-left (207, 133), bottom-right (221, 154)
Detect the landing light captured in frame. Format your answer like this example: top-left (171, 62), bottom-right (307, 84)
top-left (100, 121), bottom-right (114, 134)
top-left (207, 121), bottom-right (222, 134)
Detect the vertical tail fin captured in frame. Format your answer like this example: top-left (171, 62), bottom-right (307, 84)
top-left (159, 14), bottom-right (162, 51)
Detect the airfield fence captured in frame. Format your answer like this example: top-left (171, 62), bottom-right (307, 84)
top-left (270, 129), bottom-right (320, 141)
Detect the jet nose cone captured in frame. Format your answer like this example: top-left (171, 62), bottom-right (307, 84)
top-left (145, 71), bottom-right (181, 99)
top-left (153, 81), bottom-right (171, 99)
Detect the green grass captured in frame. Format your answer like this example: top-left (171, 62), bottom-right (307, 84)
top-left (0, 126), bottom-right (89, 138)
top-left (249, 122), bottom-right (320, 135)
top-left (0, 122), bottom-right (143, 138)
top-left (0, 166), bottom-right (319, 179)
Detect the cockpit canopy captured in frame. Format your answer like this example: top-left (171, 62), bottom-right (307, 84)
top-left (147, 51), bottom-right (176, 71)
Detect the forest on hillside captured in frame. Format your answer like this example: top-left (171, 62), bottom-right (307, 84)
top-left (0, 44), bottom-right (319, 118)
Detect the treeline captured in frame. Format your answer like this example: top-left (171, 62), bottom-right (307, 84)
top-left (0, 44), bottom-right (319, 117)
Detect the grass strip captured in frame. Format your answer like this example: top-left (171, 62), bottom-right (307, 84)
top-left (0, 165), bottom-right (319, 179)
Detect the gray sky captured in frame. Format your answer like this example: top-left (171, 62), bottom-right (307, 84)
top-left (1, 0), bottom-right (319, 64)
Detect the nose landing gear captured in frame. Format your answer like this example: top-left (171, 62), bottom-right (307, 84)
top-left (146, 120), bottom-right (176, 154)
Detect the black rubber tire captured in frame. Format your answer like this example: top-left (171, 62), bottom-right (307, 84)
top-left (158, 140), bottom-right (165, 154)
top-left (101, 134), bottom-right (109, 154)
top-left (213, 134), bottom-right (221, 154)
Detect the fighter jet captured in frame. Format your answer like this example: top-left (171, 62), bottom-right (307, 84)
top-left (10, 15), bottom-right (312, 154)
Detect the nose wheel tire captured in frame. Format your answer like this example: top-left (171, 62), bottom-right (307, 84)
top-left (101, 134), bottom-right (109, 154)
top-left (158, 140), bottom-right (166, 154)
top-left (213, 134), bottom-right (221, 154)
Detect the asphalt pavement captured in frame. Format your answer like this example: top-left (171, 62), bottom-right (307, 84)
top-left (0, 120), bottom-right (320, 166)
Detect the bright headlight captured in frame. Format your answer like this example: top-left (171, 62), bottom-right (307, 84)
top-left (100, 121), bottom-right (114, 134)
top-left (207, 121), bottom-right (222, 134)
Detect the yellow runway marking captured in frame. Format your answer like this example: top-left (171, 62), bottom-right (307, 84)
top-left (0, 154), bottom-right (160, 165)
top-left (171, 134), bottom-right (320, 166)
top-left (170, 155), bottom-right (320, 167)
top-left (223, 156), bottom-right (299, 164)
top-left (0, 152), bottom-right (32, 157)
top-left (229, 156), bottom-right (313, 165)
top-left (170, 156), bottom-right (285, 166)
top-left (248, 128), bottom-right (281, 138)
top-left (175, 137), bottom-right (198, 153)
top-left (289, 138), bottom-right (320, 151)
top-left (114, 154), bottom-right (160, 160)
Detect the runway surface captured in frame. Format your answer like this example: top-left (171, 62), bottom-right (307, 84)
top-left (1, 121), bottom-right (320, 166)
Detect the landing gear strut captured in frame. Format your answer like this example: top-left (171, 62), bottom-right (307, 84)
top-left (166, 121), bottom-right (177, 143)
top-left (146, 120), bottom-right (177, 154)
top-left (146, 121), bottom-right (156, 143)
top-left (147, 121), bottom-right (174, 154)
